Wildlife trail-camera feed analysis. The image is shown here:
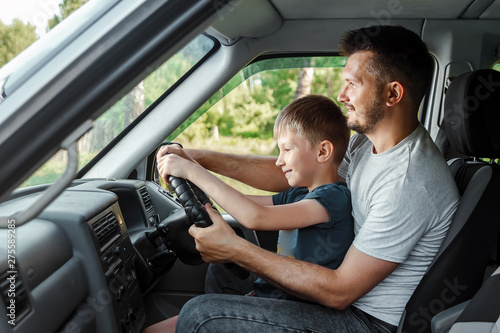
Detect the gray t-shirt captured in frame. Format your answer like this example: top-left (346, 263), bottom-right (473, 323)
top-left (338, 124), bottom-right (460, 326)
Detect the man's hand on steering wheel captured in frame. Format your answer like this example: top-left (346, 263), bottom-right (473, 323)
top-left (189, 203), bottom-right (239, 264)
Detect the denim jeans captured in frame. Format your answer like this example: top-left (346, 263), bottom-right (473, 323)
top-left (176, 264), bottom-right (393, 332)
top-left (204, 263), bottom-right (257, 295)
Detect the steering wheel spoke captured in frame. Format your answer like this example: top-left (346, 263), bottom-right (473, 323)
top-left (168, 175), bottom-right (213, 228)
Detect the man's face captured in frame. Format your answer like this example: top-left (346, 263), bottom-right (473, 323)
top-left (337, 51), bottom-right (386, 135)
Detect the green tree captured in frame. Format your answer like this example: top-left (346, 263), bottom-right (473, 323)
top-left (294, 67), bottom-right (315, 99)
top-left (170, 56), bottom-right (347, 144)
top-left (48, 0), bottom-right (89, 29)
top-left (0, 19), bottom-right (37, 67)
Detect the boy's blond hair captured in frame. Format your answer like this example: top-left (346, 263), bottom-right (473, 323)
top-left (274, 95), bottom-right (349, 165)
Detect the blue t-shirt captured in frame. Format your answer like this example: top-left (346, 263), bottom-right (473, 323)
top-left (253, 182), bottom-right (354, 299)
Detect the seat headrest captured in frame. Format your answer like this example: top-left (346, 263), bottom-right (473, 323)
top-left (444, 69), bottom-right (500, 158)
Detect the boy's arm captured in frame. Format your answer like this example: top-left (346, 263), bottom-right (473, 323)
top-left (247, 195), bottom-right (274, 206)
top-left (157, 154), bottom-right (329, 230)
top-left (158, 145), bottom-right (290, 193)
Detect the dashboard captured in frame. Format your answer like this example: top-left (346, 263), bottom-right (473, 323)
top-left (0, 179), bottom-right (257, 333)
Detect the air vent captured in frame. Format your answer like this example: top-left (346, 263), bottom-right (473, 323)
top-left (93, 212), bottom-right (119, 249)
top-left (139, 187), bottom-right (154, 214)
top-left (0, 270), bottom-right (31, 323)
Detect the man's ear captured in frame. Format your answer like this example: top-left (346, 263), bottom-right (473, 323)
top-left (317, 140), bottom-right (334, 162)
top-left (386, 81), bottom-right (404, 107)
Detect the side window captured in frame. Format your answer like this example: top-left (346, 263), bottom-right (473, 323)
top-left (168, 56), bottom-right (347, 195)
top-left (20, 34), bottom-right (215, 187)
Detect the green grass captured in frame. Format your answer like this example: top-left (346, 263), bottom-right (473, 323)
top-left (160, 135), bottom-right (279, 211)
top-left (177, 135), bottom-right (278, 156)
top-left (20, 151), bottom-right (97, 188)
top-left (20, 137), bottom-right (278, 213)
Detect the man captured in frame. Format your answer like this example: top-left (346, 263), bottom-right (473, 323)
top-left (166, 25), bottom-right (460, 332)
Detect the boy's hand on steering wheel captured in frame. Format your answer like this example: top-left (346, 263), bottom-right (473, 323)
top-left (157, 143), bottom-right (198, 165)
top-left (157, 153), bottom-right (195, 181)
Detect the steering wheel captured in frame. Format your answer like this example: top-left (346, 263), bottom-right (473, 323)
top-left (153, 141), bottom-right (214, 227)
top-left (152, 142), bottom-right (249, 277)
top-left (167, 175), bottom-right (213, 228)
top-left (149, 142), bottom-right (213, 265)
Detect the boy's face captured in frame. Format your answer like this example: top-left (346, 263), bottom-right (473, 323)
top-left (275, 130), bottom-right (319, 190)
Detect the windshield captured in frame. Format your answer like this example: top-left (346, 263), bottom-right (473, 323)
top-left (21, 34), bottom-right (215, 187)
top-left (0, 0), bottom-right (118, 101)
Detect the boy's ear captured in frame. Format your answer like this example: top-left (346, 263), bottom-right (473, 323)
top-left (317, 140), bottom-right (334, 162)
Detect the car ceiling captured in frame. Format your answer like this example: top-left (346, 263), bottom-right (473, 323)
top-left (271, 0), bottom-right (499, 19)
top-left (211, 0), bottom-right (500, 40)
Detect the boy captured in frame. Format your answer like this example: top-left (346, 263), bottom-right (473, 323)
top-left (148, 94), bottom-right (353, 332)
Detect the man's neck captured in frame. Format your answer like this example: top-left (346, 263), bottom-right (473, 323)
top-left (366, 117), bottom-right (420, 154)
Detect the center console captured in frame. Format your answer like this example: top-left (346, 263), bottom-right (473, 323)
top-left (88, 204), bottom-right (145, 333)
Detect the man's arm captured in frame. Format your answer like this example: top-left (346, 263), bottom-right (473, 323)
top-left (191, 205), bottom-right (399, 309)
top-left (159, 145), bottom-right (290, 193)
top-left (247, 244), bottom-right (398, 309)
top-left (157, 154), bottom-right (329, 230)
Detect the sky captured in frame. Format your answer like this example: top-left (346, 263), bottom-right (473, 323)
top-left (0, 0), bottom-right (63, 37)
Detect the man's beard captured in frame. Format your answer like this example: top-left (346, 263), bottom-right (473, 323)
top-left (348, 98), bottom-right (385, 135)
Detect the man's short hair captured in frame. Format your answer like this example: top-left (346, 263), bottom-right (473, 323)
top-left (274, 95), bottom-right (349, 165)
top-left (339, 25), bottom-right (434, 109)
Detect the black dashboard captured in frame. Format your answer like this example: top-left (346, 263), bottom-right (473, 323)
top-left (0, 179), bottom-right (237, 333)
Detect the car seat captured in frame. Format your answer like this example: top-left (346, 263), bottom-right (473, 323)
top-left (447, 266), bottom-right (500, 332)
top-left (397, 69), bottom-right (500, 333)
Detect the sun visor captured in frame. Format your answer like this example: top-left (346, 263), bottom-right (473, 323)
top-left (209, 0), bottom-right (282, 43)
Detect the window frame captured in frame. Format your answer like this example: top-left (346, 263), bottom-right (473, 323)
top-left (76, 34), bottom-right (220, 179)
